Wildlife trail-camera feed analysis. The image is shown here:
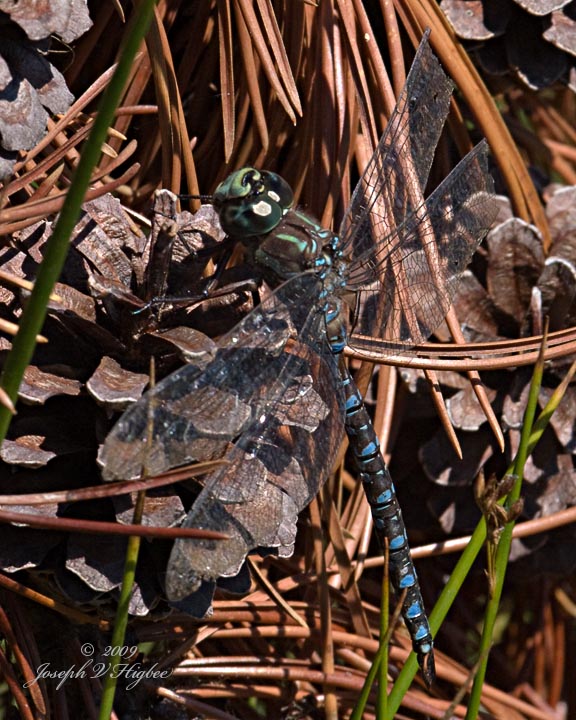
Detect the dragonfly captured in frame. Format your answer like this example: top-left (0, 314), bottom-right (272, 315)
top-left (100, 33), bottom-right (497, 687)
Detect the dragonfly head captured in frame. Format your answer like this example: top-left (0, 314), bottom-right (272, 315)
top-left (213, 167), bottom-right (294, 238)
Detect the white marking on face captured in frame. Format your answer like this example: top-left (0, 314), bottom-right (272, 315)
top-left (253, 200), bottom-right (272, 217)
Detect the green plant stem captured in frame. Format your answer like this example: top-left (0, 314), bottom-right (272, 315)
top-left (464, 352), bottom-right (543, 718)
top-left (386, 518), bottom-right (488, 717)
top-left (98, 491), bottom-right (146, 720)
top-left (377, 551), bottom-right (389, 718)
top-left (0, 0), bottom-right (157, 445)
top-left (351, 539), bottom-right (392, 719)
top-left (465, 353), bottom-right (576, 719)
top-left (352, 642), bottom-right (385, 720)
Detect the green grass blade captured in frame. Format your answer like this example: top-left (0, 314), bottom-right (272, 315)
top-left (352, 568), bottom-right (397, 720)
top-left (98, 492), bottom-right (146, 720)
top-left (377, 546), bottom-right (390, 717)
top-left (465, 352), bottom-right (576, 719)
top-left (465, 336), bottom-right (545, 719)
top-left (386, 519), bottom-right (488, 717)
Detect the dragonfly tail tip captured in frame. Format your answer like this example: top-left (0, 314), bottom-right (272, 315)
top-left (419, 649), bottom-right (436, 689)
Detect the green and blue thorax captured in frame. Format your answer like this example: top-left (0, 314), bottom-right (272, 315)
top-left (252, 208), bottom-right (341, 282)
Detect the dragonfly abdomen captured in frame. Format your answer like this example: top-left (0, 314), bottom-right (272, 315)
top-left (340, 366), bottom-right (435, 686)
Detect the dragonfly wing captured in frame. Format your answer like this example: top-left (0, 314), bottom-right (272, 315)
top-left (334, 33), bottom-right (497, 353)
top-left (348, 140), bottom-right (497, 352)
top-left (99, 272), bottom-right (345, 599)
top-left (100, 361), bottom-right (243, 481)
top-left (166, 347), bottom-right (343, 600)
top-left (100, 274), bottom-right (321, 483)
top-left (338, 32), bottom-right (454, 265)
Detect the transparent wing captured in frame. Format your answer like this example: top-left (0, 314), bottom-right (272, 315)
top-left (166, 343), bottom-right (343, 600)
top-left (99, 273), bottom-right (345, 600)
top-left (338, 31), bottom-right (454, 265)
top-left (101, 273), bottom-right (333, 484)
top-left (336, 33), bottom-right (497, 352)
top-left (348, 141), bottom-right (497, 352)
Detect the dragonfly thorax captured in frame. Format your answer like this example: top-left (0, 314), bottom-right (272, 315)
top-left (214, 167), bottom-right (349, 289)
top-left (253, 208), bottom-right (347, 284)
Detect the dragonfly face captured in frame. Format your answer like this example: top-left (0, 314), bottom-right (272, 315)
top-left (213, 167), bottom-right (294, 237)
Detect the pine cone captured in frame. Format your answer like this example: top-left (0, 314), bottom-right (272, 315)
top-left (0, 2), bottom-right (92, 178)
top-left (441, 0), bottom-right (576, 90)
top-left (0, 191), bottom-right (252, 616)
